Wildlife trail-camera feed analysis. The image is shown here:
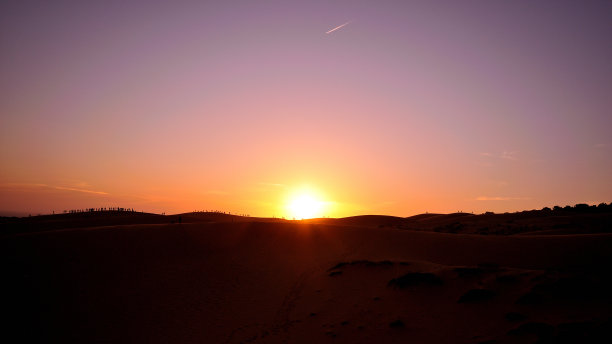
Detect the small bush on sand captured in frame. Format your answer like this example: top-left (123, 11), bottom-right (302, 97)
top-left (389, 319), bottom-right (405, 328)
top-left (505, 312), bottom-right (527, 322)
top-left (388, 273), bottom-right (443, 288)
top-left (457, 289), bottom-right (496, 303)
top-left (508, 322), bottom-right (554, 339)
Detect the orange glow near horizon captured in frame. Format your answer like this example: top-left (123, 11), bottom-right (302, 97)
top-left (285, 186), bottom-right (328, 219)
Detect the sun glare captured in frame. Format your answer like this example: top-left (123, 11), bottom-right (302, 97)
top-left (287, 192), bottom-right (325, 220)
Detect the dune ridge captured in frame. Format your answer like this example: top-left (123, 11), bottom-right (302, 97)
top-left (2, 212), bottom-right (612, 343)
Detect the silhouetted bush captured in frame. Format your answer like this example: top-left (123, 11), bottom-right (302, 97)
top-left (555, 321), bottom-right (595, 342)
top-left (505, 312), bottom-right (527, 322)
top-left (328, 260), bottom-right (394, 271)
top-left (530, 276), bottom-right (610, 302)
top-left (574, 203), bottom-right (590, 210)
top-left (508, 322), bottom-right (555, 340)
top-left (516, 291), bottom-right (545, 305)
top-left (458, 289), bottom-right (496, 303)
top-left (496, 274), bottom-right (519, 284)
top-left (389, 319), bottom-right (405, 328)
top-left (388, 273), bottom-right (443, 288)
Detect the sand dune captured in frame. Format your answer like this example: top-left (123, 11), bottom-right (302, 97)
top-left (3, 216), bottom-right (612, 343)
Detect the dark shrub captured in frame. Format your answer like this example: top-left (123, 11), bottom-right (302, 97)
top-left (516, 291), bottom-right (545, 305)
top-left (328, 260), bottom-right (394, 271)
top-left (388, 273), bottom-right (443, 288)
top-left (496, 274), bottom-right (519, 284)
top-left (508, 322), bottom-right (554, 339)
top-left (389, 319), bottom-right (405, 328)
top-left (505, 312), bottom-right (527, 322)
top-left (556, 321), bottom-right (596, 343)
top-left (458, 289), bottom-right (496, 303)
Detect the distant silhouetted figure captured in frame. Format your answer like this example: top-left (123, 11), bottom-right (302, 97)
top-left (178, 216), bottom-right (182, 224)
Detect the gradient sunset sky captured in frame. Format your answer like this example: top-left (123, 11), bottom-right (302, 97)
top-left (1, 0), bottom-right (611, 217)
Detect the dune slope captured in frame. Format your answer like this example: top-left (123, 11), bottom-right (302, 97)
top-left (3, 221), bottom-right (612, 343)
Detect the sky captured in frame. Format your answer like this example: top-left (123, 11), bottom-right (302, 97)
top-left (1, 0), bottom-right (611, 217)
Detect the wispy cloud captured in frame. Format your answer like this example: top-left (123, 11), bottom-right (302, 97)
top-left (53, 186), bottom-right (108, 195)
top-left (326, 21), bottom-right (351, 34)
top-left (501, 151), bottom-right (519, 161)
top-left (0, 183), bottom-right (108, 195)
top-left (594, 143), bottom-right (610, 149)
top-left (478, 151), bottom-right (519, 161)
top-left (476, 196), bottom-right (529, 201)
top-left (62, 180), bottom-right (93, 188)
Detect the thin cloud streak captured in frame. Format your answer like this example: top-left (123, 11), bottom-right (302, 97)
top-left (480, 151), bottom-right (519, 161)
top-left (501, 151), bottom-right (519, 161)
top-left (0, 183), bottom-right (108, 195)
top-left (54, 186), bottom-right (108, 195)
top-left (326, 21), bottom-right (350, 34)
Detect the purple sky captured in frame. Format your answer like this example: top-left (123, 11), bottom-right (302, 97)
top-left (1, 0), bottom-right (611, 216)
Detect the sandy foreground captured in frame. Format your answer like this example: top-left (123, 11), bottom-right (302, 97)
top-left (3, 220), bottom-right (612, 343)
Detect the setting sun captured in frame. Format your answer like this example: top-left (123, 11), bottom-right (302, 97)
top-left (2, 1), bottom-right (612, 343)
top-left (286, 191), bottom-right (325, 219)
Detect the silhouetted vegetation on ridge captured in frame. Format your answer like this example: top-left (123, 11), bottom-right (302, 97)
top-left (2, 202), bottom-right (611, 236)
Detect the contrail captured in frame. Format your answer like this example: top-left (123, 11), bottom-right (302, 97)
top-left (326, 21), bottom-right (350, 34)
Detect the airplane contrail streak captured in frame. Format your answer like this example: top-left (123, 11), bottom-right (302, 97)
top-left (326, 21), bottom-right (350, 34)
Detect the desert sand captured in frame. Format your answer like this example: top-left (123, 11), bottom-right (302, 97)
top-left (2, 209), bottom-right (612, 343)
